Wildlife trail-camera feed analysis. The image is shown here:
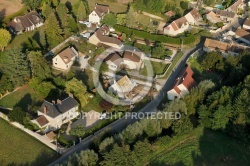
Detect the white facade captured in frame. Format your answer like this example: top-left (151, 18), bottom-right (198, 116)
top-left (243, 24), bottom-right (250, 30)
top-left (164, 23), bottom-right (190, 36)
top-left (185, 13), bottom-right (197, 25)
top-left (89, 11), bottom-right (102, 25)
top-left (38, 106), bottom-right (79, 131)
top-left (167, 89), bottom-right (179, 100)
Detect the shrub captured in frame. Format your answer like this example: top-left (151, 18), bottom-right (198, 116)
top-left (8, 107), bottom-right (26, 124)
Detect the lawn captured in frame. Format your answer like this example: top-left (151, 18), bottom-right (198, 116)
top-left (148, 127), bottom-right (250, 165)
top-left (87, 0), bottom-right (128, 13)
top-left (140, 60), bottom-right (170, 76)
top-left (0, 119), bottom-right (57, 165)
top-left (136, 13), bottom-right (162, 32)
top-left (0, 85), bottom-right (44, 110)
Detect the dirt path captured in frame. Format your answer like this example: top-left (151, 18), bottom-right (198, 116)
top-left (142, 12), bottom-right (164, 20)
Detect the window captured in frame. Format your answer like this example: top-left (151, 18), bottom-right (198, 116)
top-left (55, 63), bottom-right (57, 65)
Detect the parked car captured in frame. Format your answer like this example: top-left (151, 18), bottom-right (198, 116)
top-left (84, 55), bottom-right (89, 59)
top-left (78, 21), bottom-right (91, 27)
top-left (80, 32), bottom-right (91, 38)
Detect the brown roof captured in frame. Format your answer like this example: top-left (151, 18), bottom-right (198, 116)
top-left (174, 17), bottom-right (188, 29)
top-left (95, 25), bottom-right (122, 46)
top-left (46, 131), bottom-right (56, 141)
top-left (204, 38), bottom-right (230, 52)
top-left (189, 8), bottom-right (201, 20)
top-left (123, 51), bottom-right (141, 62)
top-left (104, 52), bottom-right (123, 65)
top-left (116, 75), bottom-right (134, 92)
top-left (7, 11), bottom-right (42, 32)
top-left (58, 47), bottom-right (78, 64)
top-left (35, 115), bottom-right (49, 127)
top-left (235, 28), bottom-right (250, 41)
top-left (228, 0), bottom-right (242, 13)
top-left (94, 4), bottom-right (109, 17)
top-left (165, 11), bottom-right (175, 17)
top-left (243, 18), bottom-right (250, 27)
top-left (206, 11), bottom-right (220, 22)
top-left (216, 10), bottom-right (235, 18)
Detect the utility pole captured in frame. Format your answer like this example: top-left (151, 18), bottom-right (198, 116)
top-left (181, 38), bottom-right (184, 51)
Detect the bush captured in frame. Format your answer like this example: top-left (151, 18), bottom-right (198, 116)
top-left (114, 25), bottom-right (196, 45)
top-left (29, 78), bottom-right (56, 96)
top-left (8, 107), bottom-right (26, 124)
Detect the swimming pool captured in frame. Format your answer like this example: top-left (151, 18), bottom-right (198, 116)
top-left (214, 4), bottom-right (223, 9)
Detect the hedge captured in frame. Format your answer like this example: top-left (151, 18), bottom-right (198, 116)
top-left (114, 25), bottom-right (196, 45)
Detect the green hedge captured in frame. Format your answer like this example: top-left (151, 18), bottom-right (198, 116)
top-left (114, 25), bottom-right (196, 45)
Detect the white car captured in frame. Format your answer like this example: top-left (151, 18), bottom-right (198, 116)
top-left (99, 113), bottom-right (107, 120)
top-left (80, 32), bottom-right (91, 38)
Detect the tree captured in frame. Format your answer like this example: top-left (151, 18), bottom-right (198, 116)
top-left (66, 78), bottom-right (89, 106)
top-left (116, 14), bottom-right (127, 25)
top-left (99, 137), bottom-right (115, 154)
top-left (180, 1), bottom-right (189, 10)
top-left (0, 29), bottom-right (11, 51)
top-left (56, 3), bottom-right (69, 30)
top-left (126, 6), bottom-right (136, 28)
top-left (42, 3), bottom-right (54, 19)
top-left (101, 13), bottom-right (117, 27)
top-left (22, 0), bottom-right (42, 9)
top-left (1, 48), bottom-right (30, 87)
top-left (39, 30), bottom-right (47, 49)
top-left (122, 121), bottom-right (144, 144)
top-left (141, 119), bottom-right (162, 137)
top-left (66, 150), bottom-right (98, 166)
top-left (201, 52), bottom-right (224, 71)
top-left (133, 140), bottom-right (152, 162)
top-left (151, 42), bottom-right (166, 59)
top-left (8, 107), bottom-right (26, 124)
top-left (70, 124), bottom-right (85, 141)
top-left (75, 1), bottom-right (87, 21)
top-left (45, 12), bottom-right (63, 48)
top-left (27, 51), bottom-right (51, 80)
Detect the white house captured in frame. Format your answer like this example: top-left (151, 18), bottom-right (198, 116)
top-left (243, 18), bottom-right (250, 30)
top-left (164, 8), bottom-right (201, 36)
top-left (8, 11), bottom-right (43, 34)
top-left (167, 66), bottom-right (196, 100)
top-left (109, 75), bottom-right (137, 98)
top-left (32, 94), bottom-right (79, 132)
top-left (235, 28), bottom-right (250, 45)
top-left (52, 47), bottom-right (78, 71)
top-left (103, 50), bottom-right (144, 71)
top-left (89, 25), bottom-right (123, 48)
top-left (89, 4), bottom-right (109, 25)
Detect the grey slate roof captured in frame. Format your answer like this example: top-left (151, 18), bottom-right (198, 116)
top-left (38, 97), bottom-right (79, 118)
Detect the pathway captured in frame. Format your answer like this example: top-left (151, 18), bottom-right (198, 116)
top-left (142, 12), bottom-right (164, 20)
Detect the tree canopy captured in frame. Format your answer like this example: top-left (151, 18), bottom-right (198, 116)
top-left (0, 29), bottom-right (11, 51)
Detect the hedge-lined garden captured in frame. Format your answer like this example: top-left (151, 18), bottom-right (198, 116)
top-left (114, 25), bottom-right (196, 45)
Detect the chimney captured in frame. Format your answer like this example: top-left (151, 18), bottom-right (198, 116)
top-left (69, 93), bottom-right (73, 98)
top-left (57, 99), bottom-right (62, 105)
top-left (52, 100), bottom-right (55, 105)
top-left (43, 106), bottom-right (47, 114)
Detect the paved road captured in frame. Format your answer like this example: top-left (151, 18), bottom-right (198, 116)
top-left (49, 43), bottom-right (203, 166)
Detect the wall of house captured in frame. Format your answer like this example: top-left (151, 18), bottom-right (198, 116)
top-left (89, 11), bottom-right (101, 24)
top-left (243, 24), bottom-right (250, 30)
top-left (167, 89), bottom-right (179, 100)
top-left (164, 26), bottom-right (180, 36)
top-left (185, 13), bottom-right (196, 25)
top-left (177, 84), bottom-right (189, 96)
top-left (106, 60), bottom-right (118, 70)
top-left (52, 55), bottom-right (68, 70)
top-left (206, 15), bottom-right (219, 23)
top-left (122, 60), bottom-right (137, 70)
top-left (89, 34), bottom-right (101, 46)
top-left (101, 41), bottom-right (122, 49)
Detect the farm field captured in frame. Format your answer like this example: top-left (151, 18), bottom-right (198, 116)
top-left (87, 0), bottom-right (128, 13)
top-left (0, 0), bottom-right (24, 21)
top-left (0, 119), bottom-right (57, 165)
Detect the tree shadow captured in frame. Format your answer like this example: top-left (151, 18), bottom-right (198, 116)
top-left (32, 31), bottom-right (43, 50)
top-left (0, 9), bottom-right (6, 27)
top-left (14, 93), bottom-right (32, 111)
top-left (7, 149), bottom-right (59, 166)
top-left (45, 89), bottom-right (68, 102)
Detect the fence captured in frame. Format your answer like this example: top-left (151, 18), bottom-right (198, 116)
top-left (0, 112), bottom-right (66, 154)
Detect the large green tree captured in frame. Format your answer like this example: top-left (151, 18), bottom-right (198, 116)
top-left (101, 13), bottom-right (117, 27)
top-left (0, 29), bottom-right (11, 51)
top-left (22, 0), bottom-right (42, 9)
top-left (45, 12), bottom-right (63, 48)
top-left (66, 150), bottom-right (98, 166)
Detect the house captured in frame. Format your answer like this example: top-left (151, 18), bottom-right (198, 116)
top-left (103, 50), bottom-right (144, 71)
top-left (203, 38), bottom-right (250, 56)
top-left (235, 28), bottom-right (250, 45)
top-left (184, 8), bottom-right (202, 25)
top-left (32, 94), bottom-right (79, 132)
top-left (163, 8), bottom-right (201, 36)
top-left (165, 11), bottom-right (175, 18)
top-left (215, 10), bottom-right (236, 23)
top-left (52, 47), bottom-right (78, 71)
top-left (167, 66), bottom-right (196, 100)
top-left (206, 11), bottom-right (221, 23)
top-left (8, 11), bottom-right (43, 34)
top-left (227, 0), bottom-right (243, 13)
top-left (109, 75), bottom-right (137, 98)
top-left (89, 4), bottom-right (110, 25)
top-left (243, 18), bottom-right (250, 30)
top-left (163, 17), bottom-right (189, 36)
top-left (89, 25), bottom-right (123, 48)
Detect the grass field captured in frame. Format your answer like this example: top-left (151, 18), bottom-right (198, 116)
top-left (140, 60), bottom-right (170, 76)
top-left (0, 85), bottom-right (44, 110)
top-left (87, 0), bottom-right (128, 13)
top-left (0, 119), bottom-right (57, 165)
top-left (149, 127), bottom-right (250, 165)
top-left (0, 0), bottom-right (24, 22)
